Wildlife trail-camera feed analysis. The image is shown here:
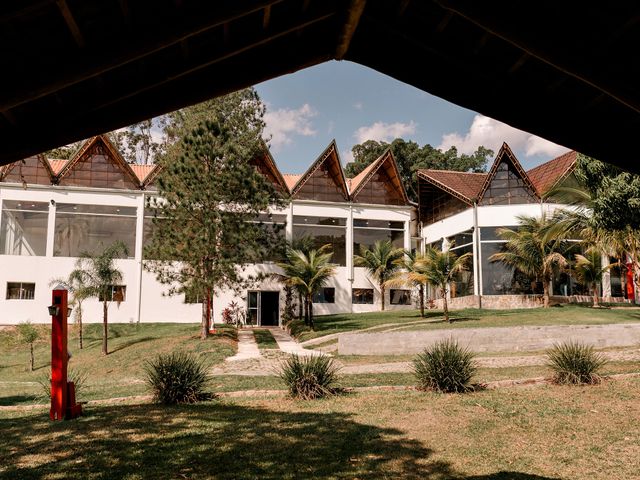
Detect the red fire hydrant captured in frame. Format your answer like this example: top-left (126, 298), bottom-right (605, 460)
top-left (49, 286), bottom-right (82, 421)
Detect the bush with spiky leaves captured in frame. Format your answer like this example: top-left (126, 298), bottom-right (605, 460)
top-left (144, 352), bottom-right (211, 404)
top-left (279, 354), bottom-right (340, 400)
top-left (36, 368), bottom-right (88, 402)
top-left (413, 339), bottom-right (477, 393)
top-left (546, 341), bottom-right (607, 385)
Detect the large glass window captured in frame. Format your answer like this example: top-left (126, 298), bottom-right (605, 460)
top-left (98, 285), bottom-right (126, 302)
top-left (483, 161), bottom-right (537, 205)
top-left (0, 201), bottom-right (48, 256)
top-left (390, 289), bottom-right (411, 305)
top-left (6, 282), bottom-right (35, 300)
top-left (481, 242), bottom-right (539, 295)
top-left (353, 219), bottom-right (404, 258)
top-left (293, 216), bottom-right (346, 266)
top-left (352, 288), bottom-right (374, 304)
top-left (313, 287), bottom-right (335, 304)
top-left (54, 204), bottom-right (136, 258)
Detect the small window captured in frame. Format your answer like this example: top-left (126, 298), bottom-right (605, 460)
top-left (313, 287), bottom-right (335, 304)
top-left (6, 282), bottom-right (35, 300)
top-left (390, 289), bottom-right (411, 305)
top-left (352, 288), bottom-right (374, 304)
top-left (98, 285), bottom-right (126, 302)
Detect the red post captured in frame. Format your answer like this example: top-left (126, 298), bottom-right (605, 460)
top-left (50, 286), bottom-right (82, 420)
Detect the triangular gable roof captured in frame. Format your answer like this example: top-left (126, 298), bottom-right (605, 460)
top-left (251, 145), bottom-right (289, 194)
top-left (130, 164), bottom-right (157, 184)
top-left (526, 150), bottom-right (577, 196)
top-left (48, 159), bottom-right (69, 176)
top-left (1, 154), bottom-right (56, 185)
top-left (56, 134), bottom-right (143, 188)
top-left (477, 142), bottom-right (539, 203)
top-left (283, 174), bottom-right (302, 192)
top-left (289, 140), bottom-right (349, 200)
top-left (348, 149), bottom-right (410, 204)
top-left (417, 169), bottom-right (487, 204)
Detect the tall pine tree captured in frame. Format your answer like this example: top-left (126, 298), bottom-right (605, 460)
top-left (144, 89), bottom-right (285, 339)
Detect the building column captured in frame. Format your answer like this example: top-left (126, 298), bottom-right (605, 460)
top-left (46, 199), bottom-right (56, 257)
top-left (285, 201), bottom-right (293, 243)
top-left (346, 204), bottom-right (353, 281)
top-left (601, 254), bottom-right (611, 299)
top-left (472, 203), bottom-right (480, 297)
top-left (134, 193), bottom-right (145, 323)
top-left (403, 220), bottom-right (410, 252)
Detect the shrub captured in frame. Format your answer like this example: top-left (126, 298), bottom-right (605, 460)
top-left (16, 321), bottom-right (40, 371)
top-left (279, 354), bottom-right (340, 400)
top-left (546, 341), bottom-right (607, 385)
top-left (144, 351), bottom-right (211, 404)
top-left (413, 339), bottom-right (477, 393)
top-left (36, 368), bottom-right (88, 402)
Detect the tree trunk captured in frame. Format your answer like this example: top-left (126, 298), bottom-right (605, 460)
top-left (380, 283), bottom-right (386, 311)
top-left (201, 289), bottom-right (210, 340)
top-left (29, 342), bottom-right (34, 371)
top-left (298, 292), bottom-right (303, 320)
top-left (304, 296), bottom-right (310, 326)
top-left (543, 282), bottom-right (550, 308)
top-left (621, 261), bottom-right (628, 299)
top-left (592, 281), bottom-right (600, 308)
top-left (102, 300), bottom-right (108, 355)
top-left (308, 297), bottom-right (315, 331)
top-left (419, 284), bottom-right (425, 318)
top-left (442, 289), bottom-right (450, 323)
top-left (78, 302), bottom-right (83, 349)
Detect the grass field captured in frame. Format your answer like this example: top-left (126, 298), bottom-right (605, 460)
top-left (1, 378), bottom-right (639, 479)
top-left (290, 305), bottom-right (640, 342)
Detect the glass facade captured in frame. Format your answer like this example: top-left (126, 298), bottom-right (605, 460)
top-left (353, 219), bottom-right (404, 257)
top-left (480, 242), bottom-right (540, 295)
top-left (352, 288), bottom-right (374, 304)
top-left (0, 201), bottom-right (49, 256)
top-left (390, 289), bottom-right (411, 305)
top-left (293, 216), bottom-right (346, 266)
top-left (313, 287), bottom-right (335, 303)
top-left (482, 160), bottom-right (537, 205)
top-left (54, 204), bottom-right (136, 258)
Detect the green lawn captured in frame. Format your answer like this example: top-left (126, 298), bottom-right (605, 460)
top-left (291, 305), bottom-right (640, 342)
top-left (1, 378), bottom-right (639, 479)
top-left (0, 323), bottom-right (236, 406)
top-left (252, 328), bottom-right (278, 350)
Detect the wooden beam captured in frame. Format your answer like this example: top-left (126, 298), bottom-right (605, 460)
top-left (89, 10), bottom-right (336, 113)
top-left (335, 0), bottom-right (366, 60)
top-left (263, 5), bottom-right (271, 29)
top-left (56, 0), bottom-right (84, 48)
top-left (434, 0), bottom-right (640, 114)
top-left (0, 0), bottom-right (55, 24)
top-left (0, 0), bottom-right (285, 112)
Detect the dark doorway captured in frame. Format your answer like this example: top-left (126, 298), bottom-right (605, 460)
top-left (259, 291), bottom-right (280, 326)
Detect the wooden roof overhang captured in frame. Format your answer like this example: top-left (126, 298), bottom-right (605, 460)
top-left (1, 1), bottom-right (639, 172)
top-left (349, 149), bottom-right (410, 204)
top-left (417, 170), bottom-right (477, 206)
top-left (290, 140), bottom-right (350, 200)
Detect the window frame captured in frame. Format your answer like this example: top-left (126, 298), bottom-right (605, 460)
top-left (6, 282), bottom-right (36, 300)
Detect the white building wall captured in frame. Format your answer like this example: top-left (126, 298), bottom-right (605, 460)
top-left (0, 182), bottom-right (415, 325)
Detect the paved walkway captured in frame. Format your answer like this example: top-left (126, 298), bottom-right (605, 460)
top-left (269, 327), bottom-right (322, 357)
top-left (226, 329), bottom-right (261, 362)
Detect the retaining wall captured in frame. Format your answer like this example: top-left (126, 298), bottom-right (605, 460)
top-left (338, 323), bottom-right (640, 355)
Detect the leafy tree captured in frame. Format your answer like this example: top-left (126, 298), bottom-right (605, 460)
top-left (45, 140), bottom-right (84, 160)
top-left (416, 247), bottom-right (471, 323)
top-left (49, 272), bottom-right (91, 349)
top-left (490, 214), bottom-right (568, 308)
top-left (345, 138), bottom-right (492, 200)
top-left (276, 245), bottom-right (337, 330)
top-left (574, 249), bottom-right (615, 307)
top-left (386, 251), bottom-right (429, 317)
top-left (16, 321), bottom-right (39, 371)
top-left (110, 119), bottom-right (167, 164)
top-left (70, 242), bottom-right (128, 355)
top-left (354, 240), bottom-right (405, 311)
top-left (145, 89), bottom-right (285, 339)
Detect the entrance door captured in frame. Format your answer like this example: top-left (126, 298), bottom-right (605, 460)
top-left (259, 291), bottom-right (279, 326)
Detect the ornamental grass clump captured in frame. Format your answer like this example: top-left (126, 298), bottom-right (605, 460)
top-left (413, 339), bottom-right (477, 393)
top-left (546, 341), bottom-right (607, 385)
top-left (144, 351), bottom-right (211, 404)
top-left (279, 354), bottom-right (340, 400)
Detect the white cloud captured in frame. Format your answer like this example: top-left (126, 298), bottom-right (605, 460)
top-left (353, 102), bottom-right (363, 110)
top-left (341, 148), bottom-right (354, 165)
top-left (264, 104), bottom-right (317, 151)
top-left (353, 120), bottom-right (417, 144)
top-left (437, 115), bottom-right (568, 158)
top-left (327, 120), bottom-right (335, 135)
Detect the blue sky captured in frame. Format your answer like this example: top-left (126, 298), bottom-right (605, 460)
top-left (255, 61), bottom-right (569, 174)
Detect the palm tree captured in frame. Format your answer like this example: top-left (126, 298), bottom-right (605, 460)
top-left (416, 247), bottom-right (471, 323)
top-left (276, 245), bottom-right (336, 330)
top-left (290, 236), bottom-right (316, 320)
top-left (49, 270), bottom-right (91, 349)
top-left (574, 249), bottom-right (616, 307)
top-left (490, 214), bottom-right (568, 308)
top-left (70, 241), bottom-right (128, 355)
top-left (385, 251), bottom-right (428, 317)
top-left (354, 240), bottom-right (405, 311)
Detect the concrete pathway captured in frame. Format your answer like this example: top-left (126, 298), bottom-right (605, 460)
top-left (226, 329), bottom-right (261, 362)
top-left (269, 327), bottom-right (323, 357)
